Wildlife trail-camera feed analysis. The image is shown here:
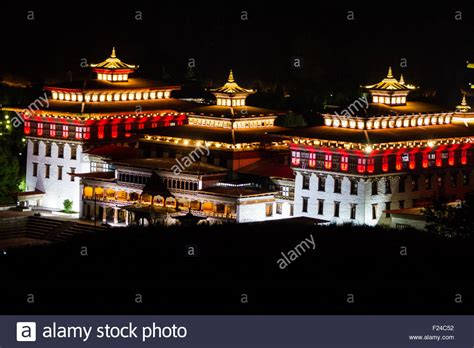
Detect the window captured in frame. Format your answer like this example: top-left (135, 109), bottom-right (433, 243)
top-left (334, 201), bottom-right (340, 217)
top-left (58, 144), bottom-right (64, 158)
top-left (32, 162), bottom-right (38, 177)
top-left (290, 204), bottom-right (294, 216)
top-left (317, 199), bottom-right (324, 215)
top-left (371, 204), bottom-right (377, 220)
top-left (45, 143), bottom-right (52, 157)
top-left (350, 180), bottom-right (358, 195)
top-left (437, 175), bottom-right (444, 188)
top-left (448, 151), bottom-right (455, 166)
top-left (33, 141), bottom-right (39, 155)
top-left (357, 158), bottom-right (366, 173)
top-left (424, 176), bottom-right (432, 190)
top-left (367, 158), bottom-right (375, 173)
top-left (385, 179), bottom-right (391, 194)
top-left (265, 203), bottom-right (273, 217)
top-left (308, 152), bottom-right (316, 168)
top-left (302, 197), bottom-right (309, 213)
top-left (62, 125), bottom-right (69, 138)
top-left (461, 150), bottom-right (468, 165)
top-left (45, 164), bottom-right (50, 179)
top-left (350, 204), bottom-right (357, 220)
top-left (276, 203), bottom-right (282, 215)
top-left (398, 177), bottom-right (406, 193)
top-left (399, 200), bottom-right (405, 209)
top-left (334, 178), bottom-right (342, 193)
top-left (371, 181), bottom-right (378, 195)
top-left (411, 176), bottom-right (419, 191)
top-left (98, 125), bottom-right (105, 139)
top-left (382, 156), bottom-right (389, 172)
top-left (450, 172), bottom-right (458, 187)
top-left (385, 202), bottom-right (391, 218)
top-left (70, 146), bottom-right (77, 160)
top-left (57, 166), bottom-right (63, 180)
top-left (324, 154), bottom-right (332, 170)
top-left (340, 156), bottom-right (348, 171)
top-left (302, 175), bottom-right (310, 190)
top-left (37, 122), bottom-right (43, 136)
top-left (281, 186), bottom-right (290, 197)
top-left (50, 124), bottom-right (56, 137)
top-left (70, 167), bottom-right (76, 181)
top-left (318, 176), bottom-right (326, 192)
top-left (463, 172), bottom-right (470, 186)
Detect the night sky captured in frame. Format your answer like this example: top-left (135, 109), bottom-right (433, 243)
top-left (1, 4), bottom-right (473, 105)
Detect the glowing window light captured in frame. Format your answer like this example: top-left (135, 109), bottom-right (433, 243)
top-left (241, 99), bottom-right (245, 106)
top-left (333, 119), bottom-right (340, 127)
top-left (367, 158), bottom-right (375, 173)
top-left (384, 97), bottom-right (390, 104)
top-left (78, 94), bottom-right (84, 102)
top-left (349, 120), bottom-right (356, 128)
top-left (403, 119), bottom-right (410, 127)
top-left (75, 126), bottom-right (82, 139)
top-left (382, 156), bottom-right (389, 171)
top-left (65, 93), bottom-right (71, 101)
top-left (435, 153), bottom-right (442, 167)
top-left (401, 97), bottom-right (406, 104)
top-left (128, 93), bottom-right (135, 100)
top-left (62, 125), bottom-right (69, 138)
top-left (431, 117), bottom-right (437, 125)
top-left (396, 97), bottom-right (401, 104)
top-left (448, 151), bottom-right (455, 166)
top-left (226, 99), bottom-right (231, 106)
top-left (112, 94), bottom-right (119, 101)
top-left (52, 91), bottom-right (58, 99)
top-left (445, 116), bottom-right (451, 124)
top-left (157, 91), bottom-right (163, 99)
top-left (381, 120), bottom-right (388, 128)
top-left (71, 94), bottom-right (77, 101)
top-left (391, 97), bottom-right (396, 104)
top-left (36, 123), bottom-right (43, 136)
top-left (341, 119), bottom-right (348, 128)
top-left (83, 127), bottom-right (90, 140)
top-left (389, 120), bottom-right (395, 128)
top-left (98, 125), bottom-right (104, 139)
top-left (123, 74), bottom-right (128, 81)
top-left (340, 156), bottom-right (348, 171)
top-left (106, 94), bottom-right (112, 102)
top-left (461, 150), bottom-right (467, 165)
top-left (438, 116), bottom-right (444, 124)
top-left (99, 95), bottom-right (105, 102)
top-left (120, 93), bottom-right (127, 101)
top-left (107, 74), bottom-right (112, 81)
top-left (409, 154), bottom-right (416, 169)
top-left (164, 91), bottom-right (170, 98)
top-left (59, 93), bottom-right (64, 100)
top-left (373, 96), bottom-right (379, 103)
top-left (417, 117), bottom-right (423, 126)
top-left (422, 153), bottom-right (429, 168)
top-left (50, 124), bottom-right (56, 137)
top-left (410, 118), bottom-right (416, 126)
top-left (396, 155), bottom-right (402, 170)
top-left (366, 120), bottom-right (373, 129)
top-left (424, 117), bottom-right (430, 125)
top-left (324, 154), bottom-right (332, 169)
top-left (117, 74), bottom-right (123, 81)
top-left (98, 73), bottom-right (103, 80)
top-left (135, 92), bottom-right (142, 100)
top-left (324, 118), bottom-right (332, 126)
top-left (357, 158), bottom-right (366, 173)
top-left (374, 120), bottom-right (380, 129)
top-left (291, 151), bottom-right (301, 166)
top-left (217, 99), bottom-right (222, 106)
top-left (111, 125), bottom-right (118, 138)
top-left (112, 74), bottom-right (118, 81)
top-left (143, 92), bottom-right (149, 100)
top-left (357, 121), bottom-right (364, 129)
top-left (150, 91), bottom-right (156, 99)
top-left (24, 121), bottom-right (31, 134)
top-left (309, 152), bottom-right (316, 167)
top-left (396, 119), bottom-right (403, 127)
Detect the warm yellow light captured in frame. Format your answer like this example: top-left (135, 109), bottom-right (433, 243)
top-left (59, 93), bottom-right (64, 100)
top-left (78, 94), bottom-right (84, 102)
top-left (143, 92), bottom-right (149, 100)
top-left (71, 94), bottom-right (77, 101)
top-left (427, 141), bottom-right (435, 147)
top-left (99, 95), bottom-right (105, 102)
top-left (164, 91), bottom-right (170, 98)
top-left (52, 91), bottom-right (58, 99)
top-left (341, 119), bottom-right (348, 128)
top-left (136, 92), bottom-right (142, 100)
top-left (128, 93), bottom-right (135, 100)
top-left (157, 91), bottom-right (163, 99)
top-left (150, 91), bottom-right (156, 99)
top-left (92, 94), bottom-right (98, 102)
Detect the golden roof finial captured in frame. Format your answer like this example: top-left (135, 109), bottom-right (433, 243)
top-left (456, 94), bottom-right (471, 112)
top-left (387, 66), bottom-right (393, 78)
top-left (228, 69), bottom-right (235, 83)
top-left (399, 74), bottom-right (405, 85)
top-left (111, 47), bottom-right (116, 58)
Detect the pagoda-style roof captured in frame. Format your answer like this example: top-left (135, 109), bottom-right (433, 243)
top-left (210, 70), bottom-right (255, 95)
top-left (456, 95), bottom-right (471, 112)
top-left (90, 47), bottom-right (138, 71)
top-left (363, 67), bottom-right (414, 91)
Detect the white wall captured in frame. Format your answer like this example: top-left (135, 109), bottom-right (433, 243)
top-left (26, 139), bottom-right (89, 211)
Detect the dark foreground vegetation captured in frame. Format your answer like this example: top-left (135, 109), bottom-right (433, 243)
top-left (0, 221), bottom-right (472, 314)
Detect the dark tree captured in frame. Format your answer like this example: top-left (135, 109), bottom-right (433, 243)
top-left (424, 192), bottom-right (474, 238)
top-left (0, 145), bottom-right (20, 203)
